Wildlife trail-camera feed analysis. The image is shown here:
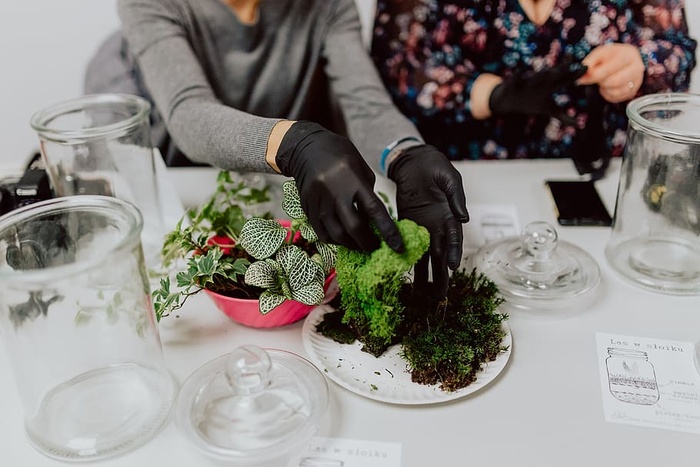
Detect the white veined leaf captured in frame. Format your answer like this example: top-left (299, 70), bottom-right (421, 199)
top-left (312, 257), bottom-right (326, 284)
top-left (244, 260), bottom-right (278, 288)
top-left (239, 218), bottom-right (287, 259)
top-left (291, 282), bottom-right (325, 305)
top-left (299, 222), bottom-right (318, 243)
top-left (277, 245), bottom-right (322, 289)
top-left (315, 241), bottom-right (337, 273)
top-left (280, 280), bottom-right (293, 299)
top-left (258, 291), bottom-right (287, 315)
top-left (282, 180), bottom-right (306, 219)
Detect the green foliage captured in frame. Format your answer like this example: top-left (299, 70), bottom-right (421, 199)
top-left (160, 171), bottom-right (271, 269)
top-left (153, 171), bottom-right (271, 321)
top-left (320, 268), bottom-right (509, 393)
top-left (238, 180), bottom-right (336, 314)
top-left (335, 219), bottom-right (429, 347)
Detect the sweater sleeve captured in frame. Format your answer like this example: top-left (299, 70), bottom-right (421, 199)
top-left (321, 0), bottom-right (423, 172)
top-left (117, 0), bottom-right (279, 173)
top-left (631, 0), bottom-right (697, 93)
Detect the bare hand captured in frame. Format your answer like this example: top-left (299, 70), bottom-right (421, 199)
top-left (579, 43), bottom-right (645, 103)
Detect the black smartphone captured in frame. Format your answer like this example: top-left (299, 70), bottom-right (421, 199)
top-left (545, 180), bottom-right (612, 227)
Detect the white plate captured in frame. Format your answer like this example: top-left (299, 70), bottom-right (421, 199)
top-left (302, 305), bottom-right (512, 405)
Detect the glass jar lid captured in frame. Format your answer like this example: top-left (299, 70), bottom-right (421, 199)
top-left (175, 345), bottom-right (329, 464)
top-left (469, 221), bottom-right (600, 310)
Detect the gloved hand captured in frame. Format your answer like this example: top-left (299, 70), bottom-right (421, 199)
top-left (489, 62), bottom-right (588, 125)
top-left (571, 85), bottom-right (611, 180)
top-left (388, 145), bottom-right (469, 297)
top-left (276, 121), bottom-right (404, 253)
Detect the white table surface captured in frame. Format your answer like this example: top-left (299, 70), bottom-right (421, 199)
top-left (1, 158), bottom-right (698, 467)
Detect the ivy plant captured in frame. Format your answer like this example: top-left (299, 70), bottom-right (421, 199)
top-left (153, 171), bottom-right (272, 321)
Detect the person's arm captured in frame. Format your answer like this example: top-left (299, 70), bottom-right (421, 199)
top-left (323, 0), bottom-right (469, 296)
top-left (117, 0), bottom-right (279, 173)
top-left (631, 0), bottom-right (697, 93)
top-left (320, 0), bottom-right (422, 171)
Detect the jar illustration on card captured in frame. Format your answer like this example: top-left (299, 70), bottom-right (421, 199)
top-left (606, 348), bottom-right (660, 405)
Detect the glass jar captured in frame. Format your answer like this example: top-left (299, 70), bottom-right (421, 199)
top-left (605, 93), bottom-right (700, 295)
top-left (605, 348), bottom-right (659, 405)
top-left (0, 196), bottom-right (175, 461)
top-left (30, 94), bottom-right (167, 271)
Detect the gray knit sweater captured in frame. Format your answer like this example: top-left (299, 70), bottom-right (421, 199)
top-left (90, 0), bottom-right (421, 172)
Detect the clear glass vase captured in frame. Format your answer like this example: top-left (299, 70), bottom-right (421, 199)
top-left (0, 196), bottom-right (175, 461)
top-left (605, 93), bottom-right (700, 295)
top-left (30, 93), bottom-right (167, 272)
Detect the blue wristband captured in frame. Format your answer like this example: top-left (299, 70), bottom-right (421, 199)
top-left (380, 136), bottom-right (422, 176)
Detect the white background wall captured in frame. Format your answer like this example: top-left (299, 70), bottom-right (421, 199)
top-left (1, 0), bottom-right (699, 172)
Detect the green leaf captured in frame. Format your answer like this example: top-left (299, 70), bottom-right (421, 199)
top-left (277, 245), bottom-right (322, 289)
top-left (282, 180), bottom-right (306, 219)
top-left (315, 241), bottom-right (337, 273)
top-left (193, 249), bottom-right (221, 277)
top-left (176, 268), bottom-right (198, 288)
top-left (299, 222), bottom-right (318, 243)
top-left (221, 257), bottom-right (251, 281)
top-left (259, 291), bottom-right (287, 315)
top-left (245, 260), bottom-right (278, 289)
top-left (291, 282), bottom-right (325, 305)
top-left (239, 218), bottom-right (287, 259)
top-left (377, 191), bottom-right (396, 219)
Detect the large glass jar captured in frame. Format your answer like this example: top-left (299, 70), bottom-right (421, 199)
top-left (30, 94), bottom-right (167, 271)
top-left (0, 196), bottom-right (175, 461)
top-left (605, 93), bottom-right (700, 295)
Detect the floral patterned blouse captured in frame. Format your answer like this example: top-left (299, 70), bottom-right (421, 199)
top-left (372, 0), bottom-right (697, 162)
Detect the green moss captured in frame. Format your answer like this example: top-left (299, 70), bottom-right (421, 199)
top-left (400, 269), bottom-right (508, 392)
top-left (334, 219), bottom-right (429, 347)
top-left (322, 216), bottom-right (507, 392)
top-left (320, 268), bottom-right (508, 392)
top-left (315, 310), bottom-right (355, 344)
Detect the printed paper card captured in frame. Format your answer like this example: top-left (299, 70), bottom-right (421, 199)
top-left (287, 437), bottom-right (402, 467)
top-left (462, 203), bottom-right (520, 258)
top-left (596, 332), bottom-right (700, 434)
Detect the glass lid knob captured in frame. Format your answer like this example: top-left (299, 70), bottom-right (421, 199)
top-left (224, 345), bottom-right (272, 395)
top-left (521, 221), bottom-right (558, 261)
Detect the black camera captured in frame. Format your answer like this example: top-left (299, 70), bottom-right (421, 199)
top-left (0, 153), bottom-right (54, 216)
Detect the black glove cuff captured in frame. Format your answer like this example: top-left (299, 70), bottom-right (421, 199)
top-left (387, 144), bottom-right (430, 181)
top-left (488, 82), bottom-right (508, 116)
top-left (276, 120), bottom-right (326, 177)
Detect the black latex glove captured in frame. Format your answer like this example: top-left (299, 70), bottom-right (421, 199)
top-left (388, 145), bottom-right (469, 297)
top-left (489, 62), bottom-right (588, 125)
top-left (571, 85), bottom-right (612, 180)
top-left (276, 121), bottom-right (404, 253)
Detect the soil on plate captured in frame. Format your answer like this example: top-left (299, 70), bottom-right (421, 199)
top-left (316, 269), bottom-right (509, 392)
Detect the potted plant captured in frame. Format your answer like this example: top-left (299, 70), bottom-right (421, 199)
top-left (153, 172), bottom-right (336, 328)
top-left (316, 218), bottom-right (509, 392)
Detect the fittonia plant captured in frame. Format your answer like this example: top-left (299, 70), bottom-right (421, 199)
top-left (240, 181), bottom-right (337, 314)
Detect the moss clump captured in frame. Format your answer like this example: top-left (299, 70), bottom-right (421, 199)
top-left (322, 215), bottom-right (508, 392)
top-left (334, 219), bottom-right (429, 352)
top-left (320, 268), bottom-right (508, 392)
top-left (399, 269), bottom-right (508, 392)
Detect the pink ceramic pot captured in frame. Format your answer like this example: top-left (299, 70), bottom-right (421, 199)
top-left (204, 273), bottom-right (337, 328)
